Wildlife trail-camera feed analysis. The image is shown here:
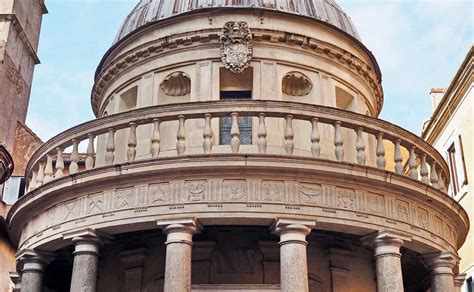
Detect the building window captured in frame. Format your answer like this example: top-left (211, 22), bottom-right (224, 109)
top-left (2, 176), bottom-right (25, 205)
top-left (220, 91), bottom-right (252, 145)
top-left (447, 135), bottom-right (468, 196)
top-left (447, 143), bottom-right (460, 194)
top-left (467, 276), bottom-right (473, 292)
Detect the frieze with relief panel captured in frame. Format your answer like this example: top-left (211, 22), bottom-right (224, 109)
top-left (19, 178), bottom-right (458, 250)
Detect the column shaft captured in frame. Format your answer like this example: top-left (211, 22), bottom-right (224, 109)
top-left (21, 270), bottom-right (43, 292)
top-left (158, 219), bottom-right (200, 292)
top-left (17, 249), bottom-right (53, 292)
top-left (280, 241), bottom-right (309, 292)
top-left (423, 252), bottom-right (459, 292)
top-left (70, 252), bottom-right (99, 292)
top-left (362, 232), bottom-right (409, 292)
top-left (272, 219), bottom-right (315, 292)
top-left (65, 230), bottom-right (107, 292)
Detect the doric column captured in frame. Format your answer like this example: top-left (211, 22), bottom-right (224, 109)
top-left (157, 218), bottom-right (201, 292)
top-left (454, 273), bottom-right (467, 290)
top-left (64, 229), bottom-right (111, 292)
top-left (17, 249), bottom-right (54, 292)
top-left (9, 271), bottom-right (21, 292)
top-left (271, 218), bottom-right (316, 292)
top-left (423, 251), bottom-right (459, 292)
top-left (362, 231), bottom-right (411, 292)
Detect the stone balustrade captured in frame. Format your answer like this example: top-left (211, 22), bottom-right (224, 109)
top-left (24, 100), bottom-right (449, 194)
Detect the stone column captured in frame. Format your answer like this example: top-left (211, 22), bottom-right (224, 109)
top-left (9, 271), bottom-right (22, 292)
top-left (64, 229), bottom-right (111, 292)
top-left (454, 273), bottom-right (467, 290)
top-left (17, 249), bottom-right (54, 292)
top-left (362, 231), bottom-right (411, 292)
top-left (157, 218), bottom-right (201, 292)
top-left (423, 252), bottom-right (459, 292)
top-left (272, 218), bottom-right (316, 292)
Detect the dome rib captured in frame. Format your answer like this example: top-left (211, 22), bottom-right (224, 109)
top-left (114, 0), bottom-right (361, 44)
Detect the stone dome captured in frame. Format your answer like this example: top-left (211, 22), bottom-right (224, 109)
top-left (114, 0), bottom-right (361, 44)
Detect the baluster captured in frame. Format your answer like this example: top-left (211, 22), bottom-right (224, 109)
top-left (36, 162), bottom-right (45, 186)
top-left (355, 127), bottom-right (366, 165)
top-left (29, 171), bottom-right (38, 191)
top-left (420, 154), bottom-right (430, 184)
top-left (105, 128), bottom-right (116, 165)
top-left (437, 170), bottom-right (447, 192)
top-left (430, 161), bottom-right (439, 189)
top-left (176, 115), bottom-right (186, 156)
top-left (69, 139), bottom-right (79, 174)
top-left (376, 133), bottom-right (386, 169)
top-left (284, 115), bottom-right (294, 156)
top-left (394, 139), bottom-right (403, 174)
top-left (334, 121), bottom-right (344, 161)
top-left (230, 113), bottom-right (240, 153)
top-left (408, 146), bottom-right (418, 179)
top-left (151, 119), bottom-right (161, 158)
top-left (55, 147), bottom-right (65, 178)
top-left (203, 114), bottom-right (213, 154)
top-left (310, 118), bottom-right (321, 159)
top-left (43, 154), bottom-right (53, 183)
top-left (257, 113), bottom-right (267, 154)
top-left (127, 122), bottom-right (137, 161)
top-left (85, 134), bottom-right (95, 170)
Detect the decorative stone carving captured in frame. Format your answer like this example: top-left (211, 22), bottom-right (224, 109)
top-left (160, 72), bottom-right (191, 96)
top-left (282, 72), bottom-right (313, 96)
top-left (18, 178), bottom-right (460, 252)
top-left (220, 21), bottom-right (252, 73)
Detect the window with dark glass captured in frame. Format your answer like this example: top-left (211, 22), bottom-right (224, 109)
top-left (219, 91), bottom-right (252, 145)
top-left (447, 143), bottom-right (460, 195)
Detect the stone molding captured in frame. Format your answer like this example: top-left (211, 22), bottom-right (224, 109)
top-left (16, 249), bottom-right (55, 273)
top-left (9, 272), bottom-right (21, 291)
top-left (361, 231), bottom-right (412, 258)
top-left (453, 273), bottom-right (467, 288)
top-left (422, 251), bottom-right (460, 276)
top-left (9, 157), bottom-right (466, 256)
top-left (157, 218), bottom-right (202, 246)
top-left (271, 218), bottom-right (315, 246)
top-left (63, 228), bottom-right (112, 256)
top-left (92, 27), bottom-right (382, 116)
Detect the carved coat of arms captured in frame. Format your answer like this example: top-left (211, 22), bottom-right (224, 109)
top-left (220, 21), bottom-right (253, 74)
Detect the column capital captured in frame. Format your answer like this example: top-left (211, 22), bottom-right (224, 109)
top-left (422, 251), bottom-right (460, 275)
top-left (271, 218), bottom-right (316, 246)
top-left (361, 231), bottom-right (411, 258)
top-left (157, 218), bottom-right (201, 245)
top-left (63, 228), bottom-right (112, 256)
top-left (16, 249), bottom-right (55, 273)
top-left (454, 273), bottom-right (467, 288)
top-left (9, 272), bottom-right (21, 291)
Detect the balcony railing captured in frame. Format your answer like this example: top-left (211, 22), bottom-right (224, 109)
top-left (25, 100), bottom-right (449, 194)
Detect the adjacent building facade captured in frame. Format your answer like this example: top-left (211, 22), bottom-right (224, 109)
top-left (0, 0), bottom-right (46, 291)
top-left (422, 46), bottom-right (473, 292)
top-left (6, 1), bottom-right (470, 292)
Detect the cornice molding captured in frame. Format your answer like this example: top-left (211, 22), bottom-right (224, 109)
top-left (422, 46), bottom-right (473, 143)
top-left (0, 14), bottom-right (40, 64)
top-left (91, 28), bottom-right (383, 117)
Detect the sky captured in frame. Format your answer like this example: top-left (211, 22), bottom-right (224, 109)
top-left (27, 0), bottom-right (473, 142)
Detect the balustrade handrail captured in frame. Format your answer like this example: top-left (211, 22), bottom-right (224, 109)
top-left (25, 100), bottom-right (449, 192)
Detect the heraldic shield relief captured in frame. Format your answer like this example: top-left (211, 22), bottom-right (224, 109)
top-left (220, 21), bottom-right (253, 74)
